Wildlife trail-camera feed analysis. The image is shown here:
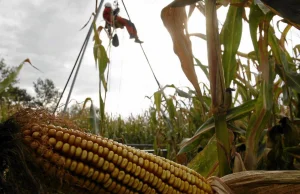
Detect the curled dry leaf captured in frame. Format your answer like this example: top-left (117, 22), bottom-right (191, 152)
top-left (23, 58), bottom-right (32, 65)
top-left (232, 152), bottom-right (246, 173)
top-left (161, 6), bottom-right (203, 98)
top-left (221, 170), bottom-right (300, 193)
top-left (208, 176), bottom-right (233, 194)
top-left (93, 26), bottom-right (104, 41)
top-left (23, 58), bottom-right (42, 73)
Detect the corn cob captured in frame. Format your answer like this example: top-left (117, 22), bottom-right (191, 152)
top-left (21, 123), bottom-right (213, 194)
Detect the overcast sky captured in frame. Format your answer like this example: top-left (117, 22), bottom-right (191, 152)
top-left (1, 0), bottom-right (299, 117)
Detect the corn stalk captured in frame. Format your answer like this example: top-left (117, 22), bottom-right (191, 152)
top-left (205, 0), bottom-right (231, 176)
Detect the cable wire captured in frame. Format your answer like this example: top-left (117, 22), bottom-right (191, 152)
top-left (139, 44), bottom-right (162, 88)
top-left (121, 0), bottom-right (131, 21)
top-left (120, 0), bottom-right (174, 131)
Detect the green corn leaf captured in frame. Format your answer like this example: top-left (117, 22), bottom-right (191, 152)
top-left (268, 27), bottom-right (300, 93)
top-left (154, 91), bottom-right (162, 113)
top-left (282, 84), bottom-right (289, 105)
top-left (226, 99), bottom-right (257, 121)
top-left (93, 22), bottom-right (101, 45)
top-left (244, 22), bottom-right (275, 168)
top-left (164, 84), bottom-right (192, 98)
top-left (273, 80), bottom-right (282, 103)
top-left (187, 135), bottom-right (219, 178)
top-left (89, 102), bottom-right (100, 135)
top-left (81, 97), bottom-right (93, 113)
top-left (93, 46), bottom-right (98, 68)
top-left (194, 57), bottom-right (209, 80)
top-left (178, 122), bottom-right (215, 154)
top-left (194, 117), bottom-right (215, 135)
top-left (166, 98), bottom-right (176, 120)
top-left (200, 82), bottom-right (210, 93)
top-left (219, 23), bottom-right (225, 45)
top-left (99, 94), bottom-right (105, 122)
top-left (222, 3), bottom-right (243, 87)
top-left (98, 45), bottom-right (108, 74)
top-left (279, 25), bottom-right (292, 49)
top-left (249, 3), bottom-right (265, 59)
top-left (93, 21), bottom-right (109, 92)
top-left (245, 63), bottom-right (252, 82)
top-left (201, 95), bottom-right (211, 111)
top-left (150, 108), bottom-right (157, 124)
top-left (175, 88), bottom-right (192, 98)
top-left (235, 74), bottom-right (258, 96)
top-left (285, 71), bottom-right (300, 93)
top-left (245, 63), bottom-right (274, 169)
top-left (227, 123), bottom-right (246, 134)
top-left (0, 64), bottom-right (23, 94)
top-left (100, 72), bottom-right (108, 92)
top-left (0, 59), bottom-right (31, 94)
top-left (234, 81), bottom-right (249, 102)
top-left (178, 100), bottom-right (257, 154)
top-left (245, 89), bottom-right (270, 168)
top-left (190, 97), bottom-right (205, 120)
top-left (93, 22), bottom-right (108, 127)
top-left (269, 27), bottom-right (288, 69)
top-left (233, 86), bottom-right (240, 105)
top-left (97, 45), bottom-right (109, 92)
top-left (81, 97), bottom-right (100, 135)
top-left (247, 51), bottom-right (257, 60)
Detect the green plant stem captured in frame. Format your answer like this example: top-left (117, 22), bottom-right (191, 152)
top-left (205, 0), bottom-right (231, 176)
top-left (214, 113), bottom-right (231, 176)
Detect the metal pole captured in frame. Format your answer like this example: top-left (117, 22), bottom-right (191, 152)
top-left (63, 0), bottom-right (105, 113)
top-left (53, 31), bottom-right (88, 114)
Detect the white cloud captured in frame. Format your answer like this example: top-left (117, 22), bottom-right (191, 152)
top-left (2, 0), bottom-right (298, 118)
top-left (0, 0), bottom-right (206, 117)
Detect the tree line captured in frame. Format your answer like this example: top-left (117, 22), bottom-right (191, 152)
top-left (0, 58), bottom-right (61, 112)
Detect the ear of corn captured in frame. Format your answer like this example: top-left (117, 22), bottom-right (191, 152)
top-left (21, 123), bottom-right (213, 194)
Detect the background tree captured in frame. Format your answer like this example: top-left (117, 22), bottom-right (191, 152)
top-left (0, 59), bottom-right (33, 106)
top-left (33, 78), bottom-right (61, 111)
top-left (5, 87), bottom-right (33, 106)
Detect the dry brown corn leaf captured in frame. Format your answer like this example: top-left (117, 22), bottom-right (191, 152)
top-left (221, 170), bottom-right (300, 193)
top-left (161, 6), bottom-right (203, 98)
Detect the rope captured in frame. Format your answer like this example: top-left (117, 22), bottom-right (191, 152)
top-left (119, 0), bottom-right (173, 131)
top-left (139, 44), bottom-right (162, 88)
top-left (119, 0), bottom-right (162, 89)
top-left (121, 0), bottom-right (131, 21)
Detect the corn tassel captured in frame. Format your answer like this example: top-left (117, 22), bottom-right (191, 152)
top-left (21, 123), bottom-right (213, 194)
